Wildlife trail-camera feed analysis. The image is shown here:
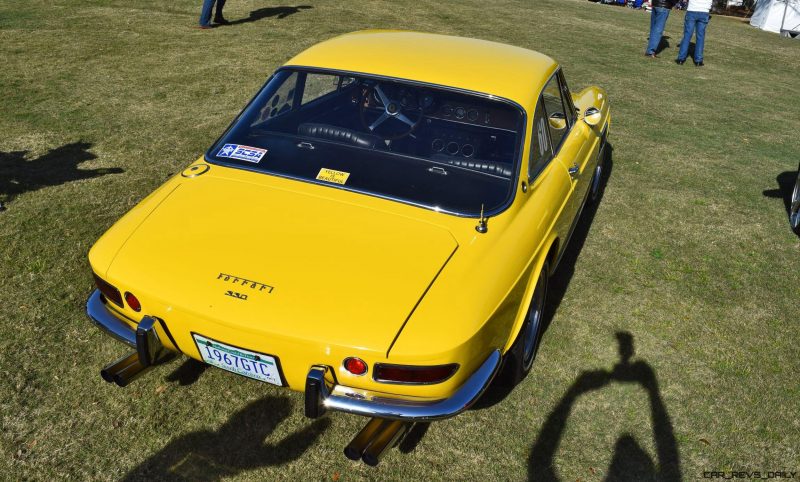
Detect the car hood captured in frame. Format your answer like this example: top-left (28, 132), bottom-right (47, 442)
top-left (106, 174), bottom-right (458, 354)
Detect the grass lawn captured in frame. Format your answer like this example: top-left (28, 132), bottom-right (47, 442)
top-left (1, 0), bottom-right (798, 480)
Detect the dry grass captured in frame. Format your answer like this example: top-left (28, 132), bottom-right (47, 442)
top-left (1, 0), bottom-right (798, 480)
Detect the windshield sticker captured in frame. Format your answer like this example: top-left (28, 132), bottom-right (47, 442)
top-left (217, 144), bottom-right (267, 164)
top-left (316, 168), bottom-right (350, 185)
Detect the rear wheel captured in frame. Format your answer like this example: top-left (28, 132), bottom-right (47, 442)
top-left (507, 263), bottom-right (548, 385)
top-left (790, 165), bottom-right (800, 235)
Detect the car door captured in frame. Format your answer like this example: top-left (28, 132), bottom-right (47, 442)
top-left (522, 94), bottom-right (573, 260)
top-left (541, 71), bottom-right (595, 234)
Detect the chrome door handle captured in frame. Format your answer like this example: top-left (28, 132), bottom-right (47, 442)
top-left (568, 163), bottom-right (579, 179)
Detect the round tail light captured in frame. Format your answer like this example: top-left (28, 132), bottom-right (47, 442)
top-left (343, 357), bottom-right (368, 376)
top-left (124, 292), bottom-right (141, 312)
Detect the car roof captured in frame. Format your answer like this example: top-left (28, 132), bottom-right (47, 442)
top-left (284, 30), bottom-right (558, 109)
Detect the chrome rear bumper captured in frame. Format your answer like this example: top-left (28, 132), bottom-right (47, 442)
top-left (86, 289), bottom-right (175, 386)
top-left (86, 289), bottom-right (137, 347)
top-left (305, 349), bottom-right (501, 422)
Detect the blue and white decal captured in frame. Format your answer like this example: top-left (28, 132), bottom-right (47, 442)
top-left (216, 143), bottom-right (267, 164)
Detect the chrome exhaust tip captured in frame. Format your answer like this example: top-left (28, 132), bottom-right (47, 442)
top-left (99, 316), bottom-right (175, 387)
top-left (344, 418), bottom-right (386, 461)
top-left (361, 420), bottom-right (410, 466)
top-left (100, 351), bottom-right (151, 387)
top-left (344, 417), bottom-right (412, 466)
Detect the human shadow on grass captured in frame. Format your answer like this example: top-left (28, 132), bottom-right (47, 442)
top-left (226, 5), bottom-right (313, 25)
top-left (0, 142), bottom-right (122, 210)
top-left (528, 332), bottom-right (681, 481)
top-left (655, 36), bottom-right (671, 55)
top-left (123, 396), bottom-right (329, 481)
top-left (475, 143), bottom-right (615, 408)
top-left (762, 170), bottom-right (798, 234)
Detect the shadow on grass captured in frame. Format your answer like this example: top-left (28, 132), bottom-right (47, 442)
top-left (227, 5), bottom-right (313, 25)
top-left (165, 358), bottom-right (209, 386)
top-left (528, 332), bottom-right (681, 481)
top-left (0, 142), bottom-right (122, 210)
top-left (762, 170), bottom-right (799, 234)
top-left (475, 143), bottom-right (615, 409)
top-left (655, 35), bottom-right (671, 55)
top-left (123, 396), bottom-right (329, 481)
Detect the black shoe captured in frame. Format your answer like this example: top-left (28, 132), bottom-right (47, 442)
top-left (645, 53), bottom-right (658, 59)
top-left (694, 60), bottom-right (704, 67)
top-left (675, 58), bottom-right (685, 65)
top-left (213, 16), bottom-right (230, 25)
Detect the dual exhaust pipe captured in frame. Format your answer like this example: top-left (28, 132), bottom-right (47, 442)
top-left (345, 417), bottom-right (412, 466)
top-left (100, 316), bottom-right (174, 387)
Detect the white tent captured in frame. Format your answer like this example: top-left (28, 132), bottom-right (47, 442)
top-left (750, 0), bottom-right (800, 34)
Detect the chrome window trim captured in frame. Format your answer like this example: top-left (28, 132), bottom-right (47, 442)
top-left (539, 68), bottom-right (574, 158)
top-left (203, 66), bottom-right (528, 219)
top-left (527, 94), bottom-right (556, 182)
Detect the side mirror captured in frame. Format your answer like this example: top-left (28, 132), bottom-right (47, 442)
top-left (548, 112), bottom-right (567, 131)
top-left (583, 107), bottom-right (602, 126)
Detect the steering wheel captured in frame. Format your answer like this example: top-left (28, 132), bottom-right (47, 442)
top-left (359, 83), bottom-right (423, 140)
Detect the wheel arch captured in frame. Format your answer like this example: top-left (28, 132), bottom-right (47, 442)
top-left (501, 235), bottom-right (559, 355)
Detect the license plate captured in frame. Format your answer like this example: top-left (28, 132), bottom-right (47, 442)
top-left (192, 333), bottom-right (283, 386)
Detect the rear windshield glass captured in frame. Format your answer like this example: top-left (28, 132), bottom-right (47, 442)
top-left (206, 69), bottom-right (524, 216)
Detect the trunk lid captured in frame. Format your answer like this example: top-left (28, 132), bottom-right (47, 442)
top-left (107, 175), bottom-right (458, 353)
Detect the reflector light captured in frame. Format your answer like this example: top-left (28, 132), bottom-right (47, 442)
top-left (343, 357), bottom-right (368, 376)
top-left (93, 273), bottom-right (123, 307)
top-left (124, 292), bottom-right (141, 312)
top-left (373, 363), bottom-right (458, 384)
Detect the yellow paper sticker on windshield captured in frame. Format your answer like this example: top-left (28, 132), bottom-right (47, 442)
top-left (316, 168), bottom-right (350, 185)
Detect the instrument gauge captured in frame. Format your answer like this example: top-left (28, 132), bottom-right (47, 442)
top-left (467, 109), bottom-right (479, 122)
top-left (420, 93), bottom-right (434, 110)
top-left (454, 106), bottom-right (466, 120)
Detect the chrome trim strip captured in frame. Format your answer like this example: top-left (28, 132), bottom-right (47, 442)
top-left (305, 349), bottom-right (501, 421)
top-left (86, 289), bottom-right (137, 347)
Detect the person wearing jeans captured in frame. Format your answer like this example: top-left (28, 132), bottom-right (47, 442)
top-left (198, 0), bottom-right (228, 29)
top-left (676, 0), bottom-right (712, 66)
top-left (645, 0), bottom-right (676, 57)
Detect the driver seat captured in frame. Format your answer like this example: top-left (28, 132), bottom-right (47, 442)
top-left (298, 123), bottom-right (383, 149)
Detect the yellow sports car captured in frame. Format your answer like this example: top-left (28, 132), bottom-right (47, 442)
top-left (87, 31), bottom-right (609, 464)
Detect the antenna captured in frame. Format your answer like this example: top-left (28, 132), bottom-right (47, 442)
top-left (475, 204), bottom-right (488, 233)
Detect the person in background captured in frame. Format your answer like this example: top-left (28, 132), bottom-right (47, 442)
top-left (198, 0), bottom-right (229, 29)
top-left (645, 0), bottom-right (676, 58)
top-left (675, 0), bottom-right (712, 66)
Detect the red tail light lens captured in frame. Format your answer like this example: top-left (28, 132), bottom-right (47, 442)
top-left (373, 363), bottom-right (458, 384)
top-left (343, 357), bottom-right (368, 376)
top-left (92, 273), bottom-right (123, 307)
top-left (124, 292), bottom-right (141, 312)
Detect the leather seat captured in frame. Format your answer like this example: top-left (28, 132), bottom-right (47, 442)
top-left (298, 123), bottom-right (382, 149)
top-left (446, 158), bottom-right (512, 178)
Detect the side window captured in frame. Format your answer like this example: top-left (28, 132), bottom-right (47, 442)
top-left (541, 74), bottom-right (569, 153)
top-left (558, 71), bottom-right (577, 126)
top-left (254, 72), bottom-right (298, 125)
top-left (529, 98), bottom-right (553, 179)
top-left (301, 73), bottom-right (339, 105)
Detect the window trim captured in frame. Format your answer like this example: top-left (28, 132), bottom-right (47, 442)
top-left (528, 94), bottom-right (555, 182)
top-left (539, 68), bottom-right (574, 158)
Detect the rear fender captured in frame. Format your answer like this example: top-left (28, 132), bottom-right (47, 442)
top-left (501, 234), bottom-right (558, 354)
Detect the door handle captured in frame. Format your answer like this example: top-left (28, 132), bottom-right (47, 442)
top-left (568, 163), bottom-right (580, 179)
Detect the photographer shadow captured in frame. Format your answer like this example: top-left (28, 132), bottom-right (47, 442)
top-left (123, 396), bottom-right (329, 481)
top-left (528, 332), bottom-right (681, 481)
